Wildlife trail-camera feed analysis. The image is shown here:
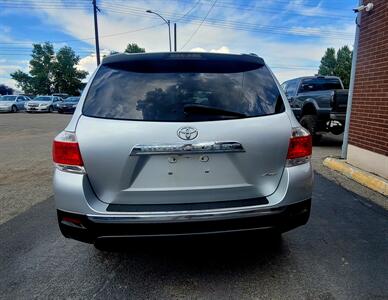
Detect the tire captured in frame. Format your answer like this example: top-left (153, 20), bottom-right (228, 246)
top-left (58, 110), bottom-right (63, 114)
top-left (300, 115), bottom-right (322, 144)
top-left (48, 106), bottom-right (54, 113)
top-left (11, 105), bottom-right (18, 113)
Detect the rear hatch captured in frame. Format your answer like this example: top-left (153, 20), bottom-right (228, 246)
top-left (76, 53), bottom-right (291, 205)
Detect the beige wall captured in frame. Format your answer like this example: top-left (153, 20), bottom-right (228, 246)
top-left (348, 144), bottom-right (388, 179)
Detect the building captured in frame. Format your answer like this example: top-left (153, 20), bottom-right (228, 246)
top-left (347, 0), bottom-right (388, 179)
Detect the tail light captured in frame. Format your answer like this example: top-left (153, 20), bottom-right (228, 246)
top-left (52, 131), bottom-right (85, 174)
top-left (286, 127), bottom-right (312, 167)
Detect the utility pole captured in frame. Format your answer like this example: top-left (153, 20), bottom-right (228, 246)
top-left (92, 0), bottom-right (101, 66)
top-left (174, 23), bottom-right (177, 51)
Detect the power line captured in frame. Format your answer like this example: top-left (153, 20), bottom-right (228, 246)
top-left (0, 23), bottom-right (165, 45)
top-left (175, 0), bottom-right (202, 22)
top-left (0, 0), bottom-right (354, 49)
top-left (99, 6), bottom-right (353, 39)
top-left (180, 0), bottom-right (217, 50)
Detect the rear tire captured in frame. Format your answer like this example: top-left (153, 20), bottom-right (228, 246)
top-left (48, 106), bottom-right (54, 113)
top-left (300, 115), bottom-right (321, 144)
top-left (11, 105), bottom-right (18, 113)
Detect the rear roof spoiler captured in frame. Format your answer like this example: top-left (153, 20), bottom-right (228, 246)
top-left (102, 52), bottom-right (265, 66)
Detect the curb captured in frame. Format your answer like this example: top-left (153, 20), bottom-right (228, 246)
top-left (323, 157), bottom-right (388, 197)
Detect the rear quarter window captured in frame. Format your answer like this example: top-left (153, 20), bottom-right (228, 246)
top-left (299, 78), bottom-right (343, 92)
top-left (83, 63), bottom-right (284, 122)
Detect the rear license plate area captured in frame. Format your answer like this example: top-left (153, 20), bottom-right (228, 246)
top-left (129, 154), bottom-right (245, 188)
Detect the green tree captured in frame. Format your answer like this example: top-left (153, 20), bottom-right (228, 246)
top-left (124, 43), bottom-right (145, 53)
top-left (53, 46), bottom-right (88, 95)
top-left (11, 42), bottom-right (55, 94)
top-left (318, 48), bottom-right (336, 76)
top-left (11, 42), bottom-right (88, 95)
top-left (0, 84), bottom-right (14, 95)
top-left (9, 70), bottom-right (34, 94)
top-left (318, 46), bottom-right (353, 88)
top-left (334, 46), bottom-right (352, 88)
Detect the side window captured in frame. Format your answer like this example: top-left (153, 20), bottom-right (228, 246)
top-left (299, 79), bottom-right (317, 92)
top-left (286, 80), bottom-right (297, 97)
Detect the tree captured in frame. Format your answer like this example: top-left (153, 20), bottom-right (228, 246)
top-left (53, 46), bottom-right (88, 95)
top-left (318, 48), bottom-right (336, 76)
top-left (318, 46), bottom-right (352, 88)
top-left (124, 43), bottom-right (145, 53)
top-left (334, 46), bottom-right (352, 88)
top-left (0, 84), bottom-right (14, 95)
top-left (10, 70), bottom-right (34, 94)
top-left (10, 42), bottom-right (88, 95)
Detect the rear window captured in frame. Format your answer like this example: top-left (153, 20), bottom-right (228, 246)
top-left (83, 63), bottom-right (284, 122)
top-left (299, 78), bottom-right (343, 92)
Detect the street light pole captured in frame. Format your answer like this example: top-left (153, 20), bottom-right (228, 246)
top-left (167, 20), bottom-right (171, 52)
top-left (146, 10), bottom-right (171, 52)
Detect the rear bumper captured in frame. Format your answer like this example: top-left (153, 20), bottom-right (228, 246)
top-left (57, 199), bottom-right (311, 243)
top-left (26, 107), bottom-right (49, 112)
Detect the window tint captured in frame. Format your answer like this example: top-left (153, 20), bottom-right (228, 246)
top-left (299, 78), bottom-right (342, 92)
top-left (285, 80), bottom-right (298, 96)
top-left (83, 65), bottom-right (284, 122)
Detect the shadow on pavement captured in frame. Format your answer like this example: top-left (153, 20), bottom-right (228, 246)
top-left (93, 232), bottom-right (288, 270)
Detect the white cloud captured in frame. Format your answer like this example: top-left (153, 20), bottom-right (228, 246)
top-left (2, 0), bottom-right (356, 85)
top-left (77, 49), bottom-right (111, 79)
top-left (190, 46), bottom-right (230, 53)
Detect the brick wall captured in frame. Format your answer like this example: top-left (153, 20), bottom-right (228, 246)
top-left (348, 0), bottom-right (388, 156)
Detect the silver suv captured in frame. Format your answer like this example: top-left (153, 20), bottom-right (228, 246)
top-left (53, 52), bottom-right (313, 245)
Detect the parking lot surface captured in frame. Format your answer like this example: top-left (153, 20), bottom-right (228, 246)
top-left (1, 113), bottom-right (387, 299)
top-left (0, 113), bottom-right (71, 224)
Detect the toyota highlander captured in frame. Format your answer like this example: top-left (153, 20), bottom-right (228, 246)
top-left (53, 52), bottom-right (313, 247)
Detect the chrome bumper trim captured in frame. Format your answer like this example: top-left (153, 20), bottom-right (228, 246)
top-left (130, 141), bottom-right (244, 156)
top-left (87, 204), bottom-right (283, 223)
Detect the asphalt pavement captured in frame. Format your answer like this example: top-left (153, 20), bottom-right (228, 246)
top-left (0, 113), bottom-right (387, 299)
top-left (0, 174), bottom-right (387, 299)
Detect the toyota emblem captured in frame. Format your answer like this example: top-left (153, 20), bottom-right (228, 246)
top-left (177, 127), bottom-right (198, 140)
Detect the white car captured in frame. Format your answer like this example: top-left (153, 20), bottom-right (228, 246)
top-left (26, 95), bottom-right (63, 112)
top-left (0, 95), bottom-right (30, 112)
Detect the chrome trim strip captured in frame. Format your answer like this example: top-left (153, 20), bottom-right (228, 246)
top-left (130, 141), bottom-right (245, 156)
top-left (87, 204), bottom-right (283, 223)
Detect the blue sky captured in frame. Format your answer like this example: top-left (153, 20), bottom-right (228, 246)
top-left (0, 0), bottom-right (356, 90)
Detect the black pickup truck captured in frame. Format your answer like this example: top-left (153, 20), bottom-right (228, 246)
top-left (281, 76), bottom-right (348, 143)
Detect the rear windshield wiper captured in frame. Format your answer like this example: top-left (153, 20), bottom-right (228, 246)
top-left (183, 104), bottom-right (248, 118)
